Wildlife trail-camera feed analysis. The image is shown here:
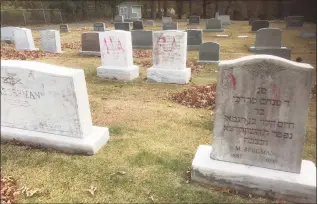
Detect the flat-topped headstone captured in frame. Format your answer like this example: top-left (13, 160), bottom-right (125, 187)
top-left (147, 30), bottom-right (191, 84)
top-left (114, 22), bottom-right (131, 31)
top-left (189, 16), bottom-right (200, 24)
top-left (286, 16), bottom-right (304, 28)
top-left (40, 30), bottom-right (62, 53)
top-left (1, 60), bottom-right (109, 155)
top-left (97, 30), bottom-right (139, 81)
top-left (301, 32), bottom-right (316, 39)
top-left (217, 15), bottom-right (231, 25)
top-left (204, 18), bottom-right (224, 32)
top-left (162, 16), bottom-right (172, 24)
top-left (60, 24), bottom-right (69, 33)
top-left (191, 55), bottom-right (316, 203)
top-left (114, 15), bottom-right (124, 23)
top-left (1, 27), bottom-right (19, 43)
top-left (145, 20), bottom-right (155, 26)
top-left (131, 30), bottom-right (152, 49)
top-left (251, 20), bottom-right (269, 31)
top-left (133, 20), bottom-right (144, 30)
top-left (197, 42), bottom-right (220, 63)
top-left (186, 29), bottom-right (202, 50)
top-left (80, 32), bottom-right (100, 56)
top-left (163, 22), bottom-right (178, 30)
top-left (94, 22), bottom-right (106, 31)
top-left (249, 18), bottom-right (260, 25)
top-left (13, 28), bottom-right (38, 51)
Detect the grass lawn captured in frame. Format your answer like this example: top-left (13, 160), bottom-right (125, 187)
top-left (1, 20), bottom-right (317, 203)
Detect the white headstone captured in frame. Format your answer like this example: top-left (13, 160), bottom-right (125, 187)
top-left (13, 28), bottom-right (38, 51)
top-left (97, 30), bottom-right (139, 81)
top-left (1, 60), bottom-right (109, 154)
top-left (147, 30), bottom-right (191, 84)
top-left (1, 26), bottom-right (19, 42)
top-left (40, 30), bottom-right (62, 53)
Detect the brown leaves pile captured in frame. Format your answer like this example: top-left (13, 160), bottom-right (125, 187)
top-left (311, 82), bottom-right (316, 99)
top-left (171, 84), bottom-right (217, 109)
top-left (186, 60), bottom-right (206, 72)
top-left (1, 174), bottom-right (19, 203)
top-left (1, 43), bottom-right (58, 60)
top-left (133, 50), bottom-right (152, 59)
top-left (61, 41), bottom-right (81, 49)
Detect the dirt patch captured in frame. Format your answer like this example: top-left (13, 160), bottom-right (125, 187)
top-left (1, 174), bottom-right (19, 203)
top-left (61, 41), bottom-right (81, 49)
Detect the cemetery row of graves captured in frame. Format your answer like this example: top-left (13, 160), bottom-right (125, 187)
top-left (0, 14), bottom-right (317, 203)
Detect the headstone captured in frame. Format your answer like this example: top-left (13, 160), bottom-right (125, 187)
top-left (40, 30), bottom-right (62, 53)
top-left (145, 20), bottom-right (155, 26)
top-left (217, 15), bottom-right (231, 25)
top-left (131, 30), bottom-right (152, 49)
top-left (286, 16), bottom-right (304, 28)
top-left (215, 12), bottom-right (219, 18)
top-left (204, 18), bottom-right (224, 32)
top-left (13, 28), bottom-right (38, 51)
top-left (251, 20), bottom-right (269, 31)
top-left (60, 24), bottom-right (69, 33)
top-left (162, 16), bottom-right (172, 24)
top-left (301, 32), bottom-right (316, 39)
top-left (114, 22), bottom-right (131, 31)
top-left (97, 30), bottom-right (139, 81)
top-left (1, 60), bottom-right (110, 155)
top-left (197, 42), bottom-right (220, 63)
top-left (130, 13), bottom-right (139, 21)
top-left (1, 26), bottom-right (19, 43)
top-left (94, 22), bottom-right (106, 31)
top-left (114, 15), bottom-right (124, 23)
top-left (249, 28), bottom-right (291, 60)
top-left (191, 55), bottom-right (316, 203)
top-left (188, 16), bottom-right (200, 24)
top-left (147, 30), bottom-right (191, 84)
top-left (249, 18), bottom-right (260, 25)
top-left (133, 20), bottom-right (144, 30)
top-left (163, 22), bottom-right (178, 30)
top-left (186, 29), bottom-right (202, 50)
top-left (80, 32), bottom-right (100, 56)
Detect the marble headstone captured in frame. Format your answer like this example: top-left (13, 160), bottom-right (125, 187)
top-left (186, 29), bottom-right (202, 49)
top-left (60, 24), bottom-right (69, 33)
top-left (1, 26), bottom-right (19, 43)
top-left (197, 42), bottom-right (220, 63)
top-left (114, 22), bottom-right (131, 31)
top-left (204, 18), bottom-right (224, 32)
top-left (131, 30), bottom-right (152, 49)
top-left (217, 15), bottom-right (231, 25)
top-left (251, 20), bottom-right (269, 31)
top-left (94, 22), bottom-right (106, 31)
top-left (1, 60), bottom-right (109, 154)
top-left (163, 22), bottom-right (178, 30)
top-left (133, 20), bottom-right (144, 30)
top-left (40, 30), bottom-right (62, 53)
top-left (80, 32), bottom-right (100, 56)
top-left (13, 28), bottom-right (38, 51)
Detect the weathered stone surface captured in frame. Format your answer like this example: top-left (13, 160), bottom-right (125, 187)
top-left (251, 20), bottom-right (269, 31)
top-left (163, 22), bottom-right (178, 30)
top-left (191, 145), bottom-right (317, 203)
top-left (13, 28), bottom-right (38, 51)
top-left (1, 27), bottom-right (19, 42)
top-left (80, 32), bottom-right (100, 56)
top-left (1, 60), bottom-right (109, 154)
top-left (286, 16), bottom-right (304, 28)
top-left (94, 22), bottom-right (105, 31)
top-left (211, 55), bottom-right (313, 173)
top-left (198, 42), bottom-right (219, 63)
top-left (133, 20), bottom-right (144, 30)
top-left (114, 22), bottom-right (131, 31)
top-left (186, 29), bottom-right (202, 49)
top-left (251, 48), bottom-right (291, 60)
top-left (217, 15), bottom-right (231, 25)
top-left (249, 18), bottom-right (260, 25)
top-left (189, 16), bottom-right (200, 24)
top-left (131, 30), bottom-right (152, 49)
top-left (114, 15), bottom-right (124, 23)
top-left (40, 30), bottom-right (62, 53)
top-left (204, 18), bottom-right (224, 32)
top-left (162, 16), bottom-right (172, 24)
top-left (59, 24), bottom-right (69, 33)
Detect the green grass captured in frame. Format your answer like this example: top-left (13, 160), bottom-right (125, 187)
top-left (1, 20), bottom-right (316, 203)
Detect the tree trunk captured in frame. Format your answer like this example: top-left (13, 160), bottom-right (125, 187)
top-left (158, 0), bottom-right (161, 18)
top-left (215, 0), bottom-right (219, 16)
top-left (176, 0), bottom-right (183, 19)
top-left (189, 0), bottom-right (192, 16)
top-left (151, 0), bottom-right (156, 19)
top-left (225, 0), bottom-right (233, 15)
top-left (203, 0), bottom-right (207, 18)
top-left (163, 0), bottom-right (168, 16)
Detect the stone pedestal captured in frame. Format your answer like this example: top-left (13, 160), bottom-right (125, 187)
top-left (97, 65), bottom-right (139, 81)
top-left (147, 67), bottom-right (191, 84)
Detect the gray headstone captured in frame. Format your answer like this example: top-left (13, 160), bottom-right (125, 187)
top-left (215, 12), bottom-right (219, 18)
top-left (162, 16), bottom-right (172, 24)
top-left (189, 16), bottom-right (200, 24)
top-left (145, 20), bottom-right (155, 26)
top-left (124, 19), bottom-right (134, 23)
top-left (114, 15), bottom-right (124, 23)
top-left (286, 16), bottom-right (304, 28)
top-left (198, 42), bottom-right (220, 63)
top-left (163, 22), bottom-right (178, 30)
top-left (217, 15), bottom-right (231, 25)
top-left (204, 18), bottom-right (224, 32)
top-left (131, 30), bottom-right (153, 49)
top-left (251, 20), bottom-right (269, 31)
top-left (114, 22), bottom-right (131, 31)
top-left (81, 32), bottom-right (100, 52)
top-left (94, 22), bottom-right (105, 31)
top-left (60, 24), bottom-right (69, 33)
top-left (253, 48), bottom-right (292, 60)
top-left (301, 32), bottom-right (316, 39)
top-left (133, 20), bottom-right (144, 30)
top-left (255, 28), bottom-right (282, 48)
top-left (211, 55), bottom-right (314, 173)
top-left (249, 18), bottom-right (260, 25)
top-left (131, 12), bottom-right (138, 18)
top-left (186, 29), bottom-right (202, 49)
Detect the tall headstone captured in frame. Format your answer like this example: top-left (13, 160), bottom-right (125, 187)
top-left (188, 16), bottom-right (200, 25)
top-left (114, 22), bottom-right (131, 31)
top-left (162, 16), bottom-right (172, 24)
top-left (80, 32), bottom-right (101, 56)
top-left (94, 22), bottom-right (106, 31)
top-left (40, 30), bottom-right (62, 53)
top-left (133, 20), bottom-right (144, 30)
top-left (1, 60), bottom-right (110, 155)
top-left (249, 28), bottom-right (291, 60)
top-left (60, 24), bottom-right (69, 33)
top-left (97, 30), bottom-right (139, 81)
top-left (1, 27), bottom-right (19, 43)
top-left (197, 42), bottom-right (220, 63)
top-left (114, 15), bottom-right (124, 23)
top-left (204, 18), bottom-right (224, 32)
top-left (251, 20), bottom-right (269, 31)
top-left (147, 30), bottom-right (191, 84)
top-left (286, 16), bottom-right (304, 28)
top-left (249, 18), bottom-right (260, 25)
top-left (131, 30), bottom-right (153, 49)
top-left (186, 29), bottom-right (202, 50)
top-left (163, 22), bottom-right (178, 30)
top-left (13, 28), bottom-right (38, 51)
top-left (191, 55), bottom-right (316, 203)
top-left (217, 15), bottom-right (231, 25)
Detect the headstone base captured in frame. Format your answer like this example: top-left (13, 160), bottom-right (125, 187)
top-left (203, 29), bottom-right (224, 32)
top-left (97, 65), bottom-right (139, 81)
top-left (79, 50), bottom-right (101, 56)
top-left (187, 45), bottom-right (200, 50)
top-left (197, 60), bottom-right (219, 64)
top-left (191, 145), bottom-right (316, 204)
top-left (147, 67), bottom-right (191, 84)
top-left (1, 126), bottom-right (109, 155)
top-left (248, 47), bottom-right (291, 60)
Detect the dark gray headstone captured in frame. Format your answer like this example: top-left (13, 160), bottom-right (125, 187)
top-left (198, 42), bottom-right (220, 63)
top-left (114, 15), bottom-right (124, 23)
top-left (186, 29), bottom-right (202, 49)
top-left (114, 22), bottom-right (131, 31)
top-left (286, 16), bottom-right (304, 28)
top-left (204, 18), bottom-right (224, 32)
top-left (301, 32), bottom-right (316, 39)
top-left (81, 32), bottom-right (100, 52)
top-left (163, 22), bottom-right (178, 30)
top-left (94, 22), bottom-right (105, 31)
top-left (251, 20), bottom-right (269, 31)
top-left (60, 24), bottom-right (69, 33)
top-left (255, 28), bottom-right (282, 48)
top-left (133, 21), bottom-right (144, 30)
top-left (249, 18), bottom-right (260, 25)
top-left (131, 30), bottom-right (153, 49)
top-left (189, 16), bottom-right (200, 24)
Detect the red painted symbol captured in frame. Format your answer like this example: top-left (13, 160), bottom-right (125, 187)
top-left (272, 83), bottom-right (280, 100)
top-left (229, 73), bottom-right (236, 89)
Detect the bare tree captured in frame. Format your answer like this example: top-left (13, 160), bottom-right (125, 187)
top-left (225, 0), bottom-right (233, 15)
top-left (176, 0), bottom-right (183, 19)
top-left (151, 0), bottom-right (156, 19)
top-left (189, 0), bottom-right (192, 16)
top-left (163, 0), bottom-right (167, 16)
top-left (203, 0), bottom-right (213, 18)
